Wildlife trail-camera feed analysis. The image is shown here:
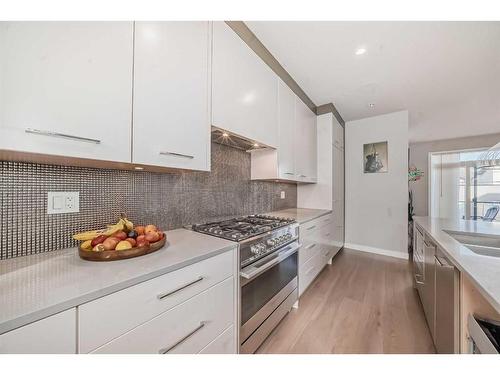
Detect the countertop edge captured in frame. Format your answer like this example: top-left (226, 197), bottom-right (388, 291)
top-left (413, 217), bottom-right (500, 314)
top-left (298, 210), bottom-right (332, 224)
top-left (0, 243), bottom-right (236, 335)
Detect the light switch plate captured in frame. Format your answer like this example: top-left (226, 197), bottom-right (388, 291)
top-left (280, 191), bottom-right (286, 199)
top-left (47, 192), bottom-right (80, 214)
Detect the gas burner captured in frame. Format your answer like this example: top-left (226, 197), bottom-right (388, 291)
top-left (192, 215), bottom-right (295, 242)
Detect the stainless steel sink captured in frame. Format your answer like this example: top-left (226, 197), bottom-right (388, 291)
top-left (444, 231), bottom-right (500, 258)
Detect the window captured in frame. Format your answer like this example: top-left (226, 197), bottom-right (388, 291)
top-left (430, 149), bottom-right (500, 222)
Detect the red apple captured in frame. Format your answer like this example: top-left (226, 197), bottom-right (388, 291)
top-left (91, 235), bottom-right (108, 247)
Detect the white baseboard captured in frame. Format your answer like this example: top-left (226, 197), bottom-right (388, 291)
top-left (344, 243), bottom-right (409, 260)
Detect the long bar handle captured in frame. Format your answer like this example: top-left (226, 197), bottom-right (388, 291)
top-left (159, 151), bottom-right (194, 159)
top-left (25, 128), bottom-right (101, 144)
top-left (159, 322), bottom-right (206, 354)
top-left (435, 255), bottom-right (454, 268)
top-left (157, 276), bottom-right (204, 300)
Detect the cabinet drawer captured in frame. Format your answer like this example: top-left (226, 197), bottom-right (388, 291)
top-left (92, 277), bottom-right (234, 354)
top-left (318, 214), bottom-right (333, 229)
top-left (300, 218), bottom-right (322, 239)
top-left (198, 325), bottom-right (235, 354)
top-left (299, 239), bottom-right (321, 267)
top-left (0, 309), bottom-right (76, 354)
top-left (79, 250), bottom-right (233, 353)
top-left (299, 252), bottom-right (324, 296)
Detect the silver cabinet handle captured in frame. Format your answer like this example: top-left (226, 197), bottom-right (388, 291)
top-left (159, 151), bottom-right (194, 159)
top-left (240, 242), bottom-right (300, 280)
top-left (305, 243), bottom-right (316, 250)
top-left (306, 225), bottom-right (316, 231)
top-left (157, 276), bottom-right (204, 300)
top-left (283, 172), bottom-right (294, 175)
top-left (299, 174), bottom-right (307, 178)
top-left (159, 321), bottom-right (206, 354)
top-left (435, 256), bottom-right (453, 268)
top-left (25, 128), bottom-right (101, 144)
top-left (414, 273), bottom-right (424, 285)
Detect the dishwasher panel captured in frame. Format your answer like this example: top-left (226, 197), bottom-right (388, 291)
top-left (434, 249), bottom-right (459, 353)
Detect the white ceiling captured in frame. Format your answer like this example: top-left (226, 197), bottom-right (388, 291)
top-left (246, 21), bottom-right (500, 143)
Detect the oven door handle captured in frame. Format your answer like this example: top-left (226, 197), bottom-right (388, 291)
top-left (240, 242), bottom-right (301, 281)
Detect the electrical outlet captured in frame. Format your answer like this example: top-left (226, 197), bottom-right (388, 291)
top-left (280, 191), bottom-right (286, 199)
top-left (47, 192), bottom-right (79, 214)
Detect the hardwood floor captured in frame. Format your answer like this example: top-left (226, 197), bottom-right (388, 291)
top-left (256, 249), bottom-right (436, 354)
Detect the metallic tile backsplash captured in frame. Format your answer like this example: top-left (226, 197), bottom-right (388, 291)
top-left (0, 142), bottom-right (297, 259)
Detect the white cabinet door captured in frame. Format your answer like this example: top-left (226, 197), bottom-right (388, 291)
top-left (212, 22), bottom-right (278, 148)
top-left (132, 22), bottom-right (211, 171)
top-left (332, 143), bottom-right (344, 249)
top-left (277, 80), bottom-right (296, 180)
top-left (0, 22), bottom-right (134, 162)
top-left (295, 98), bottom-right (317, 183)
top-left (0, 309), bottom-right (76, 354)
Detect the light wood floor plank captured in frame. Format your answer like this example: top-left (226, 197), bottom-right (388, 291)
top-left (256, 249), bottom-right (436, 354)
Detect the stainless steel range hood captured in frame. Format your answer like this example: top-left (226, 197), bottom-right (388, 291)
top-left (211, 126), bottom-right (273, 152)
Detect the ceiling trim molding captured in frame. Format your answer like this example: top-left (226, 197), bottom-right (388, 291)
top-left (315, 103), bottom-right (345, 127)
top-left (225, 21), bottom-right (317, 114)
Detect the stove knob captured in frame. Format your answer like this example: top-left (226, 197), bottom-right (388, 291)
top-left (267, 239), bottom-right (275, 246)
top-left (250, 245), bottom-right (260, 254)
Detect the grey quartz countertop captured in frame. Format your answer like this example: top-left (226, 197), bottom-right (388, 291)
top-left (0, 228), bottom-right (236, 335)
top-left (266, 208), bottom-right (332, 224)
top-left (413, 216), bottom-right (500, 314)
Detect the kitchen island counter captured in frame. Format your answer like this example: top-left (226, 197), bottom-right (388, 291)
top-left (414, 216), bottom-right (500, 314)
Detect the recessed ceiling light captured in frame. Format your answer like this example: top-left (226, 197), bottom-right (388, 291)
top-left (369, 103), bottom-right (375, 108)
top-left (355, 47), bottom-right (367, 55)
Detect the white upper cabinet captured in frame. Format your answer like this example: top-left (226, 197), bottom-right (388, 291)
top-left (277, 80), bottom-right (296, 180)
top-left (295, 97), bottom-right (317, 183)
top-left (212, 22), bottom-right (278, 148)
top-left (132, 22), bottom-right (211, 171)
top-left (0, 22), bottom-right (134, 162)
top-left (251, 82), bottom-right (318, 184)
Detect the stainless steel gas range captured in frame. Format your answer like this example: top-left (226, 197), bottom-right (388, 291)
top-left (192, 215), bottom-right (300, 353)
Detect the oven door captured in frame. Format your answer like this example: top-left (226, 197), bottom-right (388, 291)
top-left (240, 241), bottom-right (299, 344)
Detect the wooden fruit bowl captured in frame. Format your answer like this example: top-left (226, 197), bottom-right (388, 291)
top-left (78, 233), bottom-right (167, 262)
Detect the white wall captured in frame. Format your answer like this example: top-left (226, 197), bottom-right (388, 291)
top-left (298, 113), bottom-right (333, 209)
top-left (345, 111), bottom-right (409, 259)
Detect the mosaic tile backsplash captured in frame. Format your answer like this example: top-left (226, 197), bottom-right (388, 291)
top-left (0, 142), bottom-right (297, 259)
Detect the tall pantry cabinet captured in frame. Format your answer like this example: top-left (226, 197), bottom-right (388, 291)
top-left (298, 112), bottom-right (345, 252)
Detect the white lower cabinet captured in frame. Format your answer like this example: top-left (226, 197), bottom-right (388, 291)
top-left (0, 309), bottom-right (76, 354)
top-left (78, 250), bottom-right (233, 353)
top-left (91, 277), bottom-right (234, 354)
top-left (298, 214), bottom-right (339, 296)
top-left (198, 325), bottom-right (235, 354)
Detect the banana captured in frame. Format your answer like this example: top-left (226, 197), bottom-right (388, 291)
top-left (123, 217), bottom-right (134, 231)
top-left (73, 229), bottom-right (107, 241)
top-left (73, 217), bottom-right (129, 241)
